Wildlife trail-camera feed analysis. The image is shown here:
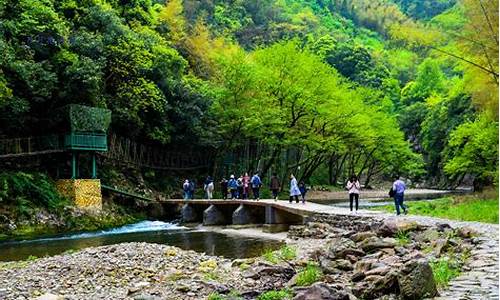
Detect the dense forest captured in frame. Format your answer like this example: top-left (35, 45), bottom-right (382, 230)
top-left (0, 0), bottom-right (498, 192)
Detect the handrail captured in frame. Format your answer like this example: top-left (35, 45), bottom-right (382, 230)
top-left (101, 184), bottom-right (154, 202)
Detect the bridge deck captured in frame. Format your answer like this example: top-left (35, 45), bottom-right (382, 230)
top-left (157, 198), bottom-right (388, 218)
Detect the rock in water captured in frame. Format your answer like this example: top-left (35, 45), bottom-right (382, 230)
top-left (293, 282), bottom-right (350, 300)
top-left (398, 259), bottom-right (438, 299)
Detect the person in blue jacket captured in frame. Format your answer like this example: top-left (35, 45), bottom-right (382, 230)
top-left (227, 175), bottom-right (238, 200)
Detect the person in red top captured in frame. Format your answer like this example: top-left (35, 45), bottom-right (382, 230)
top-left (242, 172), bottom-right (250, 199)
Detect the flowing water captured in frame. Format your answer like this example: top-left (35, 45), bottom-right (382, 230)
top-left (0, 221), bottom-right (282, 262)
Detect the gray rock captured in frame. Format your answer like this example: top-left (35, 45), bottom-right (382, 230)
top-left (350, 231), bottom-right (376, 242)
top-left (359, 237), bottom-right (396, 252)
top-left (378, 219), bottom-right (419, 237)
top-left (327, 238), bottom-right (365, 258)
top-left (398, 259), bottom-right (437, 299)
top-left (293, 282), bottom-right (350, 300)
top-left (353, 271), bottom-right (398, 300)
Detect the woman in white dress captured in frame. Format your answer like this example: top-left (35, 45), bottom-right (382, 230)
top-left (289, 174), bottom-right (301, 203)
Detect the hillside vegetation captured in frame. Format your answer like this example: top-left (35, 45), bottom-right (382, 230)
top-left (0, 0), bottom-right (497, 192)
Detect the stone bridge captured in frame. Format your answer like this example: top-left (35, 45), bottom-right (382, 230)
top-left (148, 199), bottom-right (328, 232)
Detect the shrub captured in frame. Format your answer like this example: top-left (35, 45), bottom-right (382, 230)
top-left (395, 230), bottom-right (410, 246)
top-left (262, 248), bottom-right (280, 264)
top-left (257, 289), bottom-right (293, 300)
top-left (430, 257), bottom-right (460, 287)
top-left (295, 263), bottom-right (322, 286)
top-left (279, 245), bottom-right (297, 260)
top-left (207, 292), bottom-right (225, 300)
top-left (0, 172), bottom-right (67, 213)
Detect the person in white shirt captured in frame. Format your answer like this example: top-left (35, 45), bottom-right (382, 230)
top-left (346, 175), bottom-right (360, 211)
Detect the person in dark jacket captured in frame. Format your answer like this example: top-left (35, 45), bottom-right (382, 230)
top-left (299, 180), bottom-right (307, 203)
top-left (188, 179), bottom-right (195, 199)
top-left (220, 178), bottom-right (228, 200)
top-left (270, 173), bottom-right (280, 201)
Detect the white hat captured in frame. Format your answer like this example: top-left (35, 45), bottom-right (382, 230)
top-left (230, 175), bottom-right (235, 179)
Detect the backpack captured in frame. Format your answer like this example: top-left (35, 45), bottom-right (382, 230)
top-left (388, 187), bottom-right (395, 197)
top-left (251, 175), bottom-right (261, 187)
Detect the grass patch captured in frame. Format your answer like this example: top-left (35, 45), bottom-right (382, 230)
top-left (371, 193), bottom-right (498, 223)
top-left (262, 245), bottom-right (297, 264)
top-left (207, 292), bottom-right (225, 300)
top-left (430, 258), bottom-right (461, 288)
top-left (394, 230), bottom-right (410, 246)
top-left (257, 289), bottom-right (293, 300)
top-left (295, 263), bottom-right (322, 286)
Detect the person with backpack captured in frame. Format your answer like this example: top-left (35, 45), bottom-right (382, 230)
top-left (204, 176), bottom-right (214, 199)
top-left (299, 180), bottom-right (307, 204)
top-left (220, 177), bottom-right (228, 200)
top-left (391, 176), bottom-right (408, 215)
top-left (228, 175), bottom-right (238, 200)
top-left (237, 175), bottom-right (244, 199)
top-left (346, 175), bottom-right (360, 212)
top-left (251, 172), bottom-right (262, 200)
top-left (270, 173), bottom-right (280, 201)
top-left (182, 179), bottom-right (190, 200)
top-left (289, 174), bottom-right (301, 203)
top-left (242, 172), bottom-right (251, 199)
top-left (188, 179), bottom-right (196, 199)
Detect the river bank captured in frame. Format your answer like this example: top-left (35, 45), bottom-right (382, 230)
top-left (0, 202), bottom-right (143, 241)
top-left (1, 211), bottom-right (497, 300)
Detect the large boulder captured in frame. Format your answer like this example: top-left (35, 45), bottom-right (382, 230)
top-left (293, 283), bottom-right (351, 300)
top-left (378, 219), bottom-right (419, 236)
top-left (398, 259), bottom-right (438, 299)
top-left (352, 271), bottom-right (399, 300)
top-left (327, 238), bottom-right (365, 259)
top-left (358, 237), bottom-right (397, 252)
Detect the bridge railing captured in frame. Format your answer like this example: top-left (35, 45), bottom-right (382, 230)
top-left (0, 135), bottom-right (62, 158)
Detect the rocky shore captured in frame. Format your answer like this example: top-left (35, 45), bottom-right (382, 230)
top-left (0, 214), bottom-right (497, 300)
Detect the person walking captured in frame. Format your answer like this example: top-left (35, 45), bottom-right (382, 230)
top-left (242, 172), bottom-right (251, 199)
top-left (220, 177), bottom-right (228, 200)
top-left (289, 174), bottom-right (301, 203)
top-left (251, 172), bottom-right (262, 200)
top-left (204, 176), bottom-right (214, 199)
top-left (270, 173), bottom-right (280, 201)
top-left (299, 180), bottom-right (307, 204)
top-left (392, 176), bottom-right (408, 215)
top-left (182, 179), bottom-right (190, 200)
top-left (228, 175), bottom-right (238, 200)
top-left (346, 175), bottom-right (360, 212)
top-left (237, 175), bottom-right (244, 199)
top-left (188, 179), bottom-right (196, 199)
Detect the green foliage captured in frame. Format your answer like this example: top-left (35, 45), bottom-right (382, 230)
top-left (61, 104), bottom-right (111, 133)
top-left (207, 292), bottom-right (225, 300)
top-left (295, 262), bottom-right (322, 286)
top-left (394, 230), bottom-right (410, 246)
top-left (0, 172), bottom-right (67, 214)
top-left (430, 257), bottom-right (461, 287)
top-left (0, 0), bottom-right (496, 192)
top-left (444, 115), bottom-right (499, 189)
top-left (257, 289), bottom-right (293, 300)
top-left (262, 244), bottom-right (297, 264)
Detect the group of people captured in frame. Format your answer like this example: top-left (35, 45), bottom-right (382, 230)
top-left (346, 175), bottom-right (408, 215)
top-left (184, 173), bottom-right (408, 215)
top-left (182, 172), bottom-right (308, 203)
